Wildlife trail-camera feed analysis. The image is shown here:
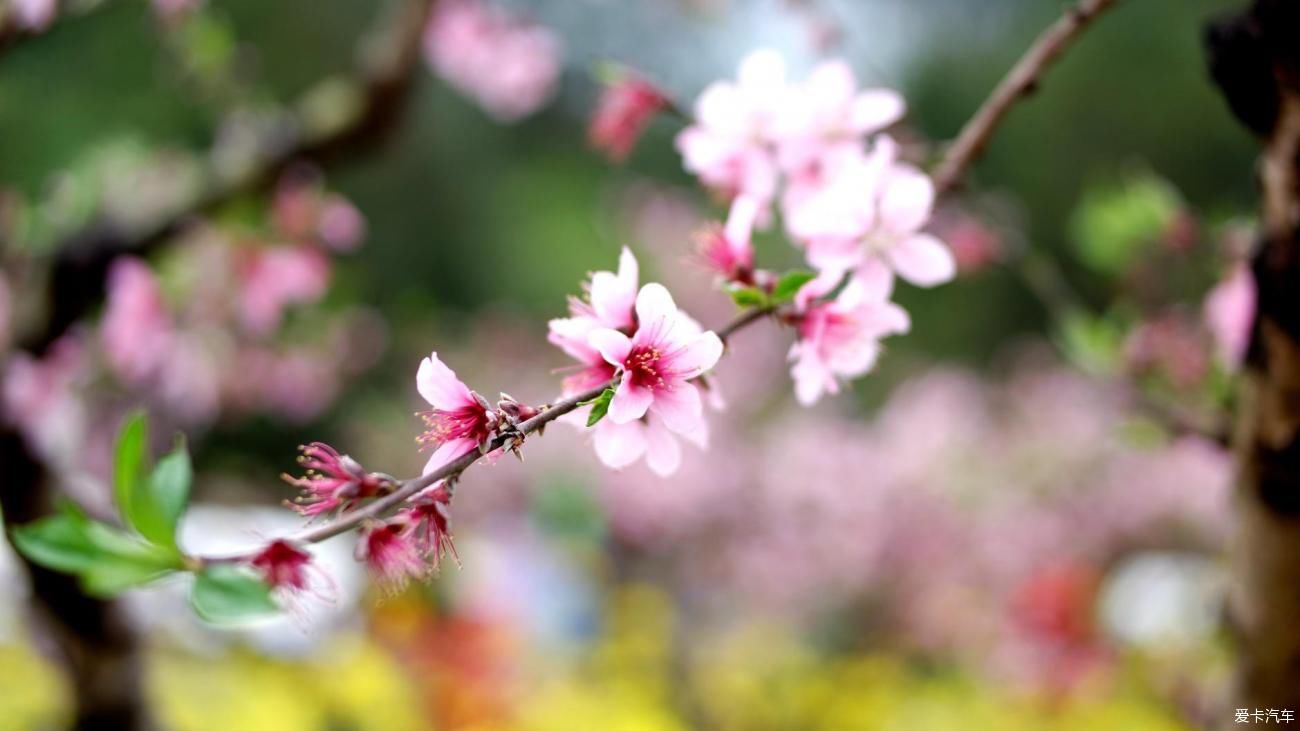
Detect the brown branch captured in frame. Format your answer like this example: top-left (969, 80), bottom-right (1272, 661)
top-left (930, 0), bottom-right (1120, 197)
top-left (205, 305), bottom-right (776, 556)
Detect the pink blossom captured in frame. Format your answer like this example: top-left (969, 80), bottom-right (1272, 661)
top-left (356, 519), bottom-right (427, 593)
top-left (238, 245), bottom-right (331, 335)
top-left (101, 257), bottom-right (173, 385)
top-left (249, 540), bottom-right (313, 593)
top-left (547, 248), bottom-right (639, 395)
top-left (591, 412), bottom-right (707, 477)
top-left (676, 50), bottom-right (788, 204)
top-left (695, 195), bottom-right (758, 283)
top-left (416, 352), bottom-right (497, 474)
top-left (589, 73), bottom-right (668, 162)
top-left (1204, 262), bottom-right (1256, 368)
top-left (10, 0), bottom-right (56, 30)
top-left (589, 283), bottom-right (723, 435)
top-left (1, 336), bottom-right (88, 462)
top-left (423, 0), bottom-right (561, 123)
top-left (283, 442), bottom-right (395, 518)
top-left (788, 267), bottom-right (910, 405)
top-left (401, 483), bottom-right (459, 571)
top-left (799, 150), bottom-right (955, 287)
top-left (316, 195), bottom-right (366, 251)
top-left (775, 59), bottom-right (904, 182)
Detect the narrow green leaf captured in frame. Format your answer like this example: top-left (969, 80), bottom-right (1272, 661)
top-left (728, 286), bottom-right (769, 309)
top-left (113, 411), bottom-right (150, 531)
top-left (771, 270), bottom-right (817, 304)
top-left (134, 438), bottom-right (192, 549)
top-left (585, 388), bottom-right (616, 427)
top-left (10, 513), bottom-right (104, 574)
top-left (190, 565), bottom-right (279, 624)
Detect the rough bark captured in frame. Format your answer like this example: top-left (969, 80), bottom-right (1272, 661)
top-left (1206, 0), bottom-right (1300, 716)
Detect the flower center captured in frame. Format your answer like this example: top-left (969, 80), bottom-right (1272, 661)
top-left (418, 406), bottom-right (489, 448)
top-left (626, 345), bottom-right (666, 389)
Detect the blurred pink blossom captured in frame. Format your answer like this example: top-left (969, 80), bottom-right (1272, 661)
top-left (695, 195), bottom-right (758, 284)
top-left (788, 266), bottom-right (910, 405)
top-left (589, 73), bottom-right (668, 162)
top-left (423, 0), bottom-right (561, 122)
top-left (1204, 261), bottom-right (1256, 368)
top-left (316, 195), bottom-right (366, 251)
top-left (2, 336), bottom-right (88, 463)
top-left (238, 245), bottom-right (331, 335)
top-left (101, 257), bottom-right (173, 384)
top-left (10, 0), bottom-right (56, 31)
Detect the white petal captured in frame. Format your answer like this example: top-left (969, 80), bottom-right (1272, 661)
top-left (592, 419), bottom-right (647, 470)
top-left (416, 352), bottom-right (473, 410)
top-left (589, 328), bottom-right (632, 367)
top-left (670, 332), bottom-right (724, 379)
top-left (850, 89), bottom-right (905, 133)
top-left (643, 421), bottom-right (683, 477)
top-left (878, 165), bottom-right (934, 236)
top-left (888, 233), bottom-right (956, 287)
top-left (651, 383), bottom-right (704, 435)
top-left (607, 379), bottom-right (653, 424)
top-left (634, 283), bottom-right (678, 332)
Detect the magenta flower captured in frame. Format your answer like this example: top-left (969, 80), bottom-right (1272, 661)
top-left (416, 352), bottom-right (497, 474)
top-left (589, 284), bottom-right (723, 435)
top-left (696, 195), bottom-right (759, 284)
top-left (401, 483), bottom-right (459, 572)
top-left (101, 257), bottom-right (173, 385)
top-left (283, 442), bottom-right (395, 518)
top-left (1204, 261), bottom-right (1256, 369)
top-left (789, 268), bottom-right (910, 405)
top-left (548, 248), bottom-right (639, 395)
top-left (238, 245), bottom-right (331, 335)
top-left (589, 73), bottom-right (668, 162)
top-left (249, 540), bottom-right (313, 593)
top-left (355, 519), bottom-right (427, 593)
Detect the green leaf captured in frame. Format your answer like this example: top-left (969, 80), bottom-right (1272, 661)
top-left (1070, 172), bottom-right (1181, 276)
top-left (584, 388), bottom-right (616, 427)
top-left (728, 286), bottom-right (769, 309)
top-left (134, 439), bottom-right (192, 549)
top-left (190, 565), bottom-right (278, 624)
top-left (770, 270), bottom-right (817, 304)
top-left (113, 411), bottom-right (150, 531)
top-left (10, 502), bottom-right (183, 596)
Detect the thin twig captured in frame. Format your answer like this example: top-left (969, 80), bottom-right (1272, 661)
top-left (930, 0), bottom-right (1120, 196)
top-left (208, 305), bottom-right (777, 556)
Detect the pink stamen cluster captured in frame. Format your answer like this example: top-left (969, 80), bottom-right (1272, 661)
top-left (282, 442), bottom-right (397, 518)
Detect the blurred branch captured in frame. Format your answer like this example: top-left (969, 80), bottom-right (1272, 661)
top-left (18, 0), bottom-right (437, 356)
top-left (203, 306), bottom-right (776, 556)
top-left (931, 0), bottom-right (1120, 197)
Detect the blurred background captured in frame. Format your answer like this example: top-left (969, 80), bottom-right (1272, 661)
top-left (0, 0), bottom-right (1258, 728)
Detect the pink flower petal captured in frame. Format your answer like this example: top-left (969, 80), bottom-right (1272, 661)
top-left (593, 418), bottom-right (648, 469)
top-left (607, 379), bottom-right (654, 424)
top-left (670, 332), bottom-right (724, 379)
top-left (589, 328), bottom-right (632, 367)
top-left (643, 420), bottom-right (682, 477)
top-left (423, 436), bottom-right (478, 475)
top-left (879, 165), bottom-right (934, 236)
top-left (634, 283), bottom-right (679, 332)
top-left (417, 352), bottom-right (475, 410)
top-left (650, 382), bottom-right (704, 435)
top-left (888, 233), bottom-right (956, 287)
top-left (850, 89), bottom-right (905, 133)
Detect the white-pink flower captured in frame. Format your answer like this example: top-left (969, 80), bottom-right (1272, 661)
top-left (101, 257), bottom-right (173, 385)
top-left (416, 352), bottom-right (496, 474)
top-left (775, 59), bottom-right (905, 182)
top-left (676, 50), bottom-right (789, 205)
top-left (1204, 261), bottom-right (1256, 369)
top-left (548, 247), bottom-right (639, 395)
top-left (589, 284), bottom-right (723, 436)
top-left (789, 267), bottom-right (911, 405)
top-left (10, 0), bottom-right (56, 31)
top-left (696, 195), bottom-right (759, 283)
top-left (797, 145), bottom-right (955, 288)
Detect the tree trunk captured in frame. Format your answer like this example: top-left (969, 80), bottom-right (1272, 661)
top-left (0, 431), bottom-right (149, 730)
top-left (1206, 0), bottom-right (1300, 718)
